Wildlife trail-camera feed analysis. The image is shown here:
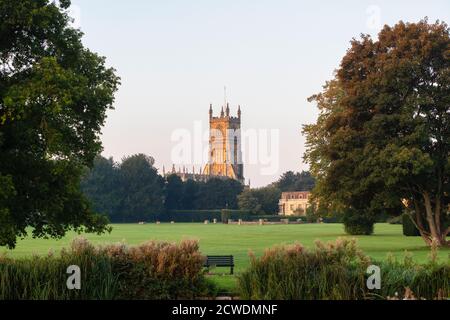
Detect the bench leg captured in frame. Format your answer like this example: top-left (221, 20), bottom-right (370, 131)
top-left (230, 266), bottom-right (234, 275)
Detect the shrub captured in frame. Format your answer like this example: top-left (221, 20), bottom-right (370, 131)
top-left (387, 215), bottom-right (402, 224)
top-left (0, 238), bottom-right (214, 300)
top-left (237, 239), bottom-right (449, 300)
top-left (0, 240), bottom-right (117, 300)
top-left (343, 211), bottom-right (374, 235)
top-left (402, 214), bottom-right (421, 236)
top-left (374, 255), bottom-right (450, 299)
top-left (105, 239), bottom-right (213, 299)
top-left (238, 238), bottom-right (370, 300)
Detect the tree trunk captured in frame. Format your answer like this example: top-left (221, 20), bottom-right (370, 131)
top-left (413, 192), bottom-right (448, 247)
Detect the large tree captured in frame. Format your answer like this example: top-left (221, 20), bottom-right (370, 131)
top-left (164, 174), bottom-right (184, 211)
top-left (117, 154), bottom-right (164, 221)
top-left (80, 156), bottom-right (120, 220)
top-left (304, 19), bottom-right (450, 246)
top-left (0, 0), bottom-right (119, 248)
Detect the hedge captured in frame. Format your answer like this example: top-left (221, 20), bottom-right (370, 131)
top-left (158, 210), bottom-right (222, 222)
top-left (343, 210), bottom-right (375, 235)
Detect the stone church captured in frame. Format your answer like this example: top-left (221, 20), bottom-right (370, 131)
top-left (164, 103), bottom-right (245, 184)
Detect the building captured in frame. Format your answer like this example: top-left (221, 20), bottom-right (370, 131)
top-left (163, 164), bottom-right (211, 182)
top-left (202, 103), bottom-right (244, 183)
top-left (165, 103), bottom-right (244, 184)
top-left (278, 191), bottom-right (311, 216)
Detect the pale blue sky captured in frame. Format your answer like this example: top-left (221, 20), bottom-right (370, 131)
top-left (71, 0), bottom-right (449, 187)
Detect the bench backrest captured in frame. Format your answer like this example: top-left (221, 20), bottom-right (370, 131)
top-left (205, 255), bottom-right (234, 266)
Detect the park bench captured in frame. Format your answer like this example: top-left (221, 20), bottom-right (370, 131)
top-left (204, 255), bottom-right (234, 275)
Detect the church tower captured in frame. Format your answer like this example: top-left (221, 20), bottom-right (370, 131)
top-left (203, 103), bottom-right (244, 183)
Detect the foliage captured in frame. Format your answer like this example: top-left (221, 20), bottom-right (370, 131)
top-left (238, 187), bottom-right (281, 214)
top-left (195, 178), bottom-right (244, 210)
top-left (80, 156), bottom-right (120, 219)
top-left (237, 171), bottom-right (315, 215)
top-left (343, 210), bottom-right (375, 235)
top-left (270, 171), bottom-right (315, 192)
top-left (118, 154), bottom-right (164, 221)
top-left (238, 238), bottom-right (370, 299)
top-left (386, 215), bottom-right (403, 225)
top-left (303, 19), bottom-right (450, 246)
top-left (81, 156), bottom-right (245, 221)
top-left (402, 213), bottom-right (421, 236)
top-left (164, 174), bottom-right (184, 210)
top-left (0, 238), bottom-right (214, 299)
top-left (81, 154), bottom-right (164, 222)
top-left (238, 238), bottom-right (449, 300)
top-left (0, 0), bottom-right (120, 248)
top-left (374, 255), bottom-right (450, 300)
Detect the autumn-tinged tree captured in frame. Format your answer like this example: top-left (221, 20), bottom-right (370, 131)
top-left (0, 0), bottom-right (119, 248)
top-left (304, 19), bottom-right (450, 246)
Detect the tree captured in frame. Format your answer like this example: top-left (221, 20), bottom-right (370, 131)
top-left (196, 178), bottom-right (244, 210)
top-left (164, 174), bottom-right (184, 211)
top-left (117, 154), bottom-right (164, 221)
top-left (238, 190), bottom-right (262, 214)
top-left (303, 19), bottom-right (450, 245)
top-left (0, 0), bottom-right (119, 248)
top-left (272, 171), bottom-right (315, 192)
top-left (80, 156), bottom-right (120, 220)
top-left (181, 179), bottom-right (199, 210)
top-left (238, 186), bottom-right (281, 214)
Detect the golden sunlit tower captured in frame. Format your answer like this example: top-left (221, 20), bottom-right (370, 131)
top-left (202, 103), bottom-right (244, 183)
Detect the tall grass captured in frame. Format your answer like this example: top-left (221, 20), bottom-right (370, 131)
top-left (238, 238), bottom-right (449, 300)
top-left (374, 253), bottom-right (450, 299)
top-left (0, 238), bottom-right (214, 300)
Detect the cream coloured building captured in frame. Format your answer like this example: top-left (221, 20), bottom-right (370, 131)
top-left (278, 191), bottom-right (311, 216)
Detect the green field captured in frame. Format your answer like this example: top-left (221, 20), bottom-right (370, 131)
top-left (2, 223), bottom-right (449, 294)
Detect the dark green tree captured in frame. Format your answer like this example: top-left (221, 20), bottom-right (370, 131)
top-left (272, 171), bottom-right (315, 192)
top-left (117, 154), bottom-right (164, 221)
top-left (80, 156), bottom-right (120, 220)
top-left (164, 174), bottom-right (184, 211)
top-left (303, 19), bottom-right (450, 245)
top-left (238, 190), bottom-right (262, 214)
top-left (0, 0), bottom-right (119, 248)
top-left (196, 178), bottom-right (243, 209)
top-left (181, 179), bottom-right (199, 210)
top-left (238, 187), bottom-right (281, 214)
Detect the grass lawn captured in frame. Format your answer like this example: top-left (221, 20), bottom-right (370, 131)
top-left (2, 223), bottom-right (449, 294)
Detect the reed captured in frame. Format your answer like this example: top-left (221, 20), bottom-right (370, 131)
top-left (0, 238), bottom-right (213, 300)
top-left (238, 238), bottom-right (449, 300)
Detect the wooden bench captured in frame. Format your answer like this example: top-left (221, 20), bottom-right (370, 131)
top-left (204, 255), bottom-right (234, 275)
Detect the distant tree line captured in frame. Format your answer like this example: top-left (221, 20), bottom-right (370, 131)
top-left (81, 154), bottom-right (244, 222)
top-left (81, 154), bottom-right (316, 221)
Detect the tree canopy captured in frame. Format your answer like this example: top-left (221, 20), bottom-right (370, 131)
top-left (0, 0), bottom-right (119, 248)
top-left (238, 186), bottom-right (281, 214)
top-left (303, 19), bottom-right (450, 245)
top-left (81, 155), bottom-right (245, 221)
top-left (271, 171), bottom-right (315, 192)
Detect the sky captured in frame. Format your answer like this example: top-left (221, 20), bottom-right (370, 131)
top-left (70, 0), bottom-right (450, 187)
